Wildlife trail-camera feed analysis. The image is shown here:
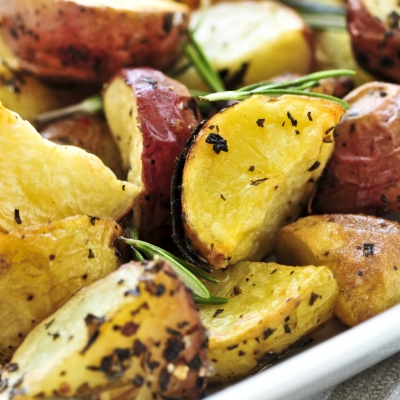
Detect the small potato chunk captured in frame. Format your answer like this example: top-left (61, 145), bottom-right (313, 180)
top-left (40, 114), bottom-right (124, 179)
top-left (0, 58), bottom-right (91, 126)
top-left (172, 95), bottom-right (345, 269)
top-left (1, 0), bottom-right (189, 85)
top-left (103, 68), bottom-right (201, 248)
top-left (276, 214), bottom-right (400, 326)
top-left (347, 0), bottom-right (400, 83)
top-left (0, 260), bottom-right (210, 400)
top-left (0, 215), bottom-right (127, 364)
top-left (312, 82), bottom-right (400, 216)
top-left (0, 103), bottom-right (140, 231)
top-left (199, 262), bottom-right (338, 383)
top-left (174, 1), bottom-right (313, 91)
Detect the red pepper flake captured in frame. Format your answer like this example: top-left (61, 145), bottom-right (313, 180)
top-left (256, 118), bottom-right (265, 127)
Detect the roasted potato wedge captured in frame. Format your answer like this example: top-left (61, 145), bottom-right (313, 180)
top-left (276, 214), bottom-right (400, 326)
top-left (174, 1), bottom-right (313, 91)
top-left (40, 114), bottom-right (124, 179)
top-left (199, 261), bottom-right (338, 383)
top-left (312, 82), bottom-right (400, 216)
top-left (0, 260), bottom-right (209, 400)
top-left (103, 68), bottom-right (201, 248)
top-left (172, 95), bottom-right (345, 270)
top-left (0, 103), bottom-right (140, 231)
top-left (347, 0), bottom-right (400, 83)
top-left (1, 0), bottom-right (189, 86)
top-left (0, 215), bottom-right (127, 364)
top-left (0, 58), bottom-right (91, 126)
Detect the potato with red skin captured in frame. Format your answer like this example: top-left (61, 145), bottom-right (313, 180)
top-left (312, 82), bottom-right (400, 216)
top-left (347, 0), bottom-right (400, 83)
top-left (0, 0), bottom-right (189, 86)
top-left (40, 115), bottom-right (124, 179)
top-left (103, 68), bottom-right (201, 248)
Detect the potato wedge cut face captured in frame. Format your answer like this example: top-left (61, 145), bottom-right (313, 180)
top-left (199, 261), bottom-right (338, 383)
top-left (276, 214), bottom-right (400, 326)
top-left (0, 261), bottom-right (209, 400)
top-left (178, 95), bottom-right (344, 268)
top-left (0, 215), bottom-right (126, 364)
top-left (0, 103), bottom-right (139, 231)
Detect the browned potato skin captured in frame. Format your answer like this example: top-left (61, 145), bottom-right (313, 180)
top-left (313, 82), bottom-right (400, 216)
top-left (104, 68), bottom-right (202, 249)
top-left (1, 0), bottom-right (190, 86)
top-left (40, 115), bottom-right (124, 179)
top-left (276, 214), bottom-right (400, 326)
top-left (347, 0), bottom-right (400, 83)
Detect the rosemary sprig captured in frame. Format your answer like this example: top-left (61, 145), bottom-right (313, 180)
top-left (183, 30), bottom-right (226, 93)
top-left (200, 69), bottom-right (355, 110)
top-left (36, 94), bottom-right (102, 124)
top-left (123, 238), bottom-right (225, 301)
top-left (194, 294), bottom-right (229, 305)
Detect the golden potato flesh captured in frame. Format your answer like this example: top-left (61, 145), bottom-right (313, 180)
top-left (174, 1), bottom-right (313, 91)
top-left (276, 214), bottom-right (400, 326)
top-left (0, 58), bottom-right (91, 127)
top-left (1, 0), bottom-right (189, 85)
top-left (0, 260), bottom-right (210, 400)
top-left (175, 95), bottom-right (344, 269)
top-left (199, 262), bottom-right (338, 383)
top-left (0, 215), bottom-right (126, 364)
top-left (0, 103), bottom-right (140, 231)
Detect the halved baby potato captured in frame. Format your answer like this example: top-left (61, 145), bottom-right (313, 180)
top-left (172, 94), bottom-right (345, 270)
top-left (276, 214), bottom-right (400, 326)
top-left (0, 215), bottom-right (127, 364)
top-left (199, 261), bottom-right (338, 383)
top-left (0, 103), bottom-right (140, 231)
top-left (0, 0), bottom-right (190, 85)
top-left (0, 260), bottom-right (210, 400)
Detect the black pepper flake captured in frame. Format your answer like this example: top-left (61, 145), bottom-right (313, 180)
top-left (133, 374), bottom-right (144, 387)
top-left (132, 339), bottom-right (147, 357)
top-left (238, 350), bottom-right (246, 356)
top-left (394, 266), bottom-right (398, 271)
top-left (49, 254), bottom-right (56, 261)
top-left (155, 284), bottom-right (166, 297)
top-left (287, 111), bottom-right (297, 127)
top-left (295, 129), bottom-right (300, 135)
top-left (220, 194), bottom-right (226, 201)
top-left (284, 324), bottom-right (291, 334)
top-left (363, 242), bottom-right (374, 257)
top-left (323, 136), bottom-right (333, 143)
top-left (270, 269), bottom-right (277, 274)
top-left (249, 165), bottom-right (255, 172)
top-left (325, 126), bottom-right (335, 135)
top-left (263, 328), bottom-right (275, 340)
top-left (205, 133), bottom-right (228, 154)
top-left (89, 216), bottom-right (99, 226)
top-left (14, 209), bottom-right (22, 224)
top-left (250, 177), bottom-right (268, 186)
top-left (308, 161), bottom-right (321, 172)
top-left (213, 309), bottom-right (224, 317)
top-left (44, 319), bottom-right (55, 330)
top-left (88, 249), bottom-right (94, 258)
top-left (120, 322), bottom-right (140, 337)
top-left (5, 363), bottom-right (19, 372)
top-left (227, 344), bottom-right (238, 351)
top-left (309, 292), bottom-right (319, 306)
top-left (163, 337), bottom-right (185, 362)
top-left (82, 274), bottom-right (88, 280)
top-left (231, 285), bottom-right (242, 297)
top-left (357, 270), bottom-right (363, 276)
top-left (307, 111), bottom-right (313, 121)
top-left (282, 121), bottom-right (285, 127)
top-left (27, 294), bottom-right (34, 301)
top-left (256, 118), bottom-right (265, 127)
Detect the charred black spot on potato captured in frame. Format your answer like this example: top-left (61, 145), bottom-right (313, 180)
top-left (256, 351), bottom-right (279, 366)
top-left (163, 337), bottom-right (185, 362)
top-left (132, 339), bottom-right (147, 357)
top-left (120, 322), bottom-right (140, 337)
top-left (133, 374), bottom-right (144, 387)
top-left (205, 133), bottom-right (228, 154)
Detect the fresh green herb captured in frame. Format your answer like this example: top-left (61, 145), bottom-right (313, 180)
top-left (194, 294), bottom-right (230, 305)
top-left (123, 238), bottom-right (218, 300)
top-left (200, 69), bottom-right (355, 110)
top-left (36, 94), bottom-right (102, 124)
top-left (183, 30), bottom-right (226, 93)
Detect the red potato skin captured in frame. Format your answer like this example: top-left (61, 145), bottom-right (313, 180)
top-left (347, 0), bottom-right (400, 83)
top-left (121, 68), bottom-right (202, 248)
top-left (0, 0), bottom-right (189, 86)
top-left (312, 82), bottom-right (400, 216)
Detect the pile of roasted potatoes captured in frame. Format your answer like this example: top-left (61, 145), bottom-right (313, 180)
top-left (0, 0), bottom-right (400, 398)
